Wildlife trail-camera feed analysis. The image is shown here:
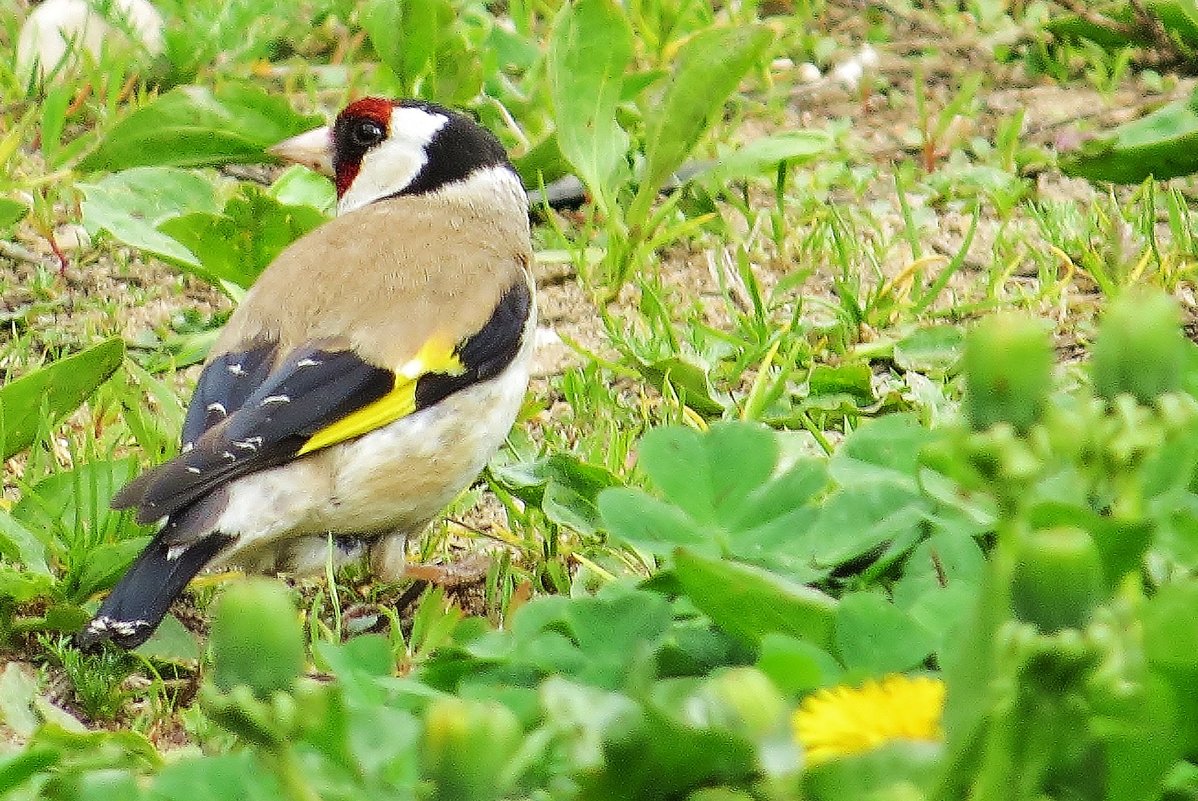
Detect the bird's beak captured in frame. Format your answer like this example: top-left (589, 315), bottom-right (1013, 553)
top-left (267, 125), bottom-right (334, 177)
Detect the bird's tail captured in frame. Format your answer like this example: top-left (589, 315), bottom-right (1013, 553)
top-left (76, 531), bottom-right (232, 650)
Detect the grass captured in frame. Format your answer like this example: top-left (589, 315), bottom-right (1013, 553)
top-left (3, 0), bottom-right (1198, 798)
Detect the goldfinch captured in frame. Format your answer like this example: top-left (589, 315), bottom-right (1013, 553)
top-left (78, 98), bottom-right (535, 649)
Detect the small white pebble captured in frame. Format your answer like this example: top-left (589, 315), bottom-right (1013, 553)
top-left (831, 60), bottom-right (864, 90)
top-left (797, 62), bottom-right (822, 83)
top-left (53, 224), bottom-right (91, 252)
top-left (858, 44), bottom-right (880, 70)
top-left (770, 57), bottom-right (795, 71)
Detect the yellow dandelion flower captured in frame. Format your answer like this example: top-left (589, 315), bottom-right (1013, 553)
top-left (793, 674), bottom-right (946, 766)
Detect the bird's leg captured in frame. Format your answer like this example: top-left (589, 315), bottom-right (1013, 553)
top-left (368, 532), bottom-right (409, 583)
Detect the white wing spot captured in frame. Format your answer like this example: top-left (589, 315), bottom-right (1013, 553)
top-left (206, 402), bottom-right (227, 416)
top-left (296, 357), bottom-right (322, 368)
top-left (166, 544), bottom-right (188, 561)
top-left (232, 439), bottom-right (259, 452)
top-left (186, 466), bottom-right (201, 474)
top-left (260, 395), bottom-right (290, 406)
top-left (181, 442), bottom-right (195, 453)
top-left (87, 616), bottom-right (150, 638)
top-left (227, 363), bottom-right (247, 376)
top-left (221, 451), bottom-right (236, 461)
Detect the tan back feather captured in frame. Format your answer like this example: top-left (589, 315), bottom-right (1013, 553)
top-left (213, 187), bottom-right (531, 368)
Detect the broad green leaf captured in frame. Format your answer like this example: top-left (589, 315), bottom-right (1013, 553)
top-left (159, 185), bottom-right (326, 290)
top-left (802, 482), bottom-right (926, 569)
top-left (893, 325), bottom-right (965, 375)
top-left (78, 84), bottom-right (322, 172)
top-left (833, 592), bottom-right (936, 674)
top-left (802, 741), bottom-right (942, 801)
top-left (12, 458), bottom-right (139, 542)
top-left (562, 590), bottom-right (672, 688)
top-left (1144, 580), bottom-right (1198, 672)
top-left (673, 549), bottom-right (837, 649)
top-left (1061, 88), bottom-right (1198, 183)
top-left (268, 164), bottom-right (335, 214)
top-left (0, 198), bottom-right (28, 230)
top-left (0, 339), bottom-right (125, 460)
top-left (73, 537), bottom-right (151, 600)
top-left (0, 662), bottom-right (40, 738)
top-left (0, 566), bottom-right (54, 603)
top-left (80, 167), bottom-right (219, 267)
top-left (599, 488), bottom-right (713, 556)
top-left (637, 423), bottom-right (777, 527)
top-left (756, 634), bottom-right (842, 694)
top-left (362, 0), bottom-right (453, 94)
top-left (361, 0), bottom-right (407, 80)
top-left (547, 0), bottom-right (633, 213)
top-left (630, 25), bottom-right (775, 224)
top-left (135, 614), bottom-right (201, 663)
top-left (829, 413), bottom-right (934, 488)
top-left (0, 510), bottom-right (49, 575)
top-left (150, 752), bottom-right (285, 801)
top-left (701, 130), bottom-right (833, 185)
top-left (634, 356), bottom-right (730, 416)
top-left (489, 453), bottom-right (621, 535)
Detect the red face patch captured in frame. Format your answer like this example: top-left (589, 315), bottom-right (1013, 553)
top-left (332, 98), bottom-right (396, 198)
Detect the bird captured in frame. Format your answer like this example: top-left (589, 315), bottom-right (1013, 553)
top-left (77, 97), bottom-right (536, 649)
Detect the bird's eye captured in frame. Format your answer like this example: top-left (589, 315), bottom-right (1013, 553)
top-left (351, 120), bottom-right (385, 148)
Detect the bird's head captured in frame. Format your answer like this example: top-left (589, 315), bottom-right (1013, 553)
top-left (268, 97), bottom-right (519, 215)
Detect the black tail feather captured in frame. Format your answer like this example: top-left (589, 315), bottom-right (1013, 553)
top-left (76, 532), bottom-right (232, 650)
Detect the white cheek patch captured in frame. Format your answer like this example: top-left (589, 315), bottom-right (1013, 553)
top-left (337, 107), bottom-right (450, 215)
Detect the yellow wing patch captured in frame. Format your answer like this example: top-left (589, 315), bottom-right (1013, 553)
top-left (296, 337), bottom-right (464, 456)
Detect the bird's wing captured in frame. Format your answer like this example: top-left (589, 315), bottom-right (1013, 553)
top-left (178, 341), bottom-right (278, 447)
top-left (113, 279), bottom-right (532, 530)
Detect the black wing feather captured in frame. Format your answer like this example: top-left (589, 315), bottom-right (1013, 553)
top-left (414, 279), bottom-right (532, 410)
top-left (180, 342), bottom-right (278, 447)
top-left (114, 345), bottom-right (393, 524)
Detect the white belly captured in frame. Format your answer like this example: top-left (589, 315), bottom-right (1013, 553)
top-left (209, 339), bottom-right (532, 572)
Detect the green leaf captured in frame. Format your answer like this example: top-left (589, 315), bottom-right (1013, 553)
top-left (830, 413), bottom-right (934, 487)
top-left (78, 84), bottom-right (322, 172)
top-left (0, 198), bottom-right (28, 231)
top-left (701, 130), bottom-right (833, 185)
top-left (73, 538), bottom-right (151, 600)
top-left (0, 566), bottom-right (54, 603)
top-left (756, 634), bottom-right (842, 694)
top-left (637, 423), bottom-right (777, 527)
top-left (80, 167), bottom-right (219, 267)
top-left (801, 481), bottom-right (926, 569)
top-left (600, 488), bottom-right (713, 556)
top-left (1060, 88), bottom-right (1198, 183)
top-left (0, 339), bottom-right (125, 460)
top-left (0, 510), bottom-right (50, 575)
top-left (159, 185), bottom-right (326, 290)
top-left (1144, 580), bottom-right (1198, 672)
top-left (893, 325), bottom-right (965, 375)
top-left (489, 453), bottom-right (621, 536)
top-left (834, 592), bottom-right (936, 673)
top-left (150, 752), bottom-right (285, 800)
top-left (135, 614), bottom-right (201, 663)
top-left (0, 662), bottom-right (41, 738)
top-left (268, 164), bottom-right (336, 214)
top-left (12, 459), bottom-right (139, 542)
top-left (634, 356), bottom-right (730, 416)
top-left (673, 549), bottom-right (837, 649)
top-left (547, 0), bottom-right (634, 214)
top-left (802, 741), bottom-right (942, 801)
top-left (630, 24), bottom-right (775, 224)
